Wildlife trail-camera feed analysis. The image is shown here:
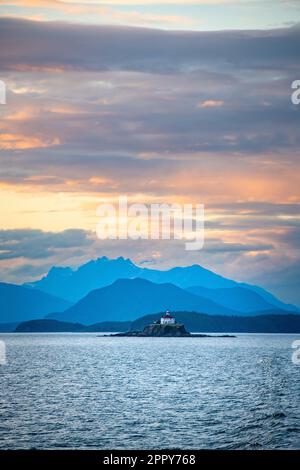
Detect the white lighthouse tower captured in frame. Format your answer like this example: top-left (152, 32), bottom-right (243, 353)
top-left (160, 310), bottom-right (175, 325)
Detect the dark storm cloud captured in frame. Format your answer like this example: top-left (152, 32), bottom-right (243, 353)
top-left (0, 227), bottom-right (275, 262)
top-left (0, 229), bottom-right (94, 260)
top-left (0, 18), bottom-right (300, 72)
top-left (208, 202), bottom-right (300, 216)
top-left (200, 240), bottom-right (274, 253)
top-left (7, 262), bottom-right (54, 278)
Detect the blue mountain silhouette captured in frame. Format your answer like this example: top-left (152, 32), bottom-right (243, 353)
top-left (47, 278), bottom-right (237, 324)
top-left (27, 256), bottom-right (299, 313)
top-left (187, 285), bottom-right (275, 313)
top-left (0, 282), bottom-right (71, 323)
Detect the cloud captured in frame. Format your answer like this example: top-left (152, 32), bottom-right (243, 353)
top-left (0, 18), bottom-right (299, 304)
top-left (0, 133), bottom-right (60, 150)
top-left (0, 0), bottom-right (253, 7)
top-left (202, 240), bottom-right (274, 253)
top-left (1, 0), bottom-right (298, 32)
top-left (0, 229), bottom-right (94, 260)
top-left (198, 100), bottom-right (224, 108)
top-left (0, 226), bottom-right (298, 305)
top-left (1, 18), bottom-right (299, 73)
top-left (61, 0), bottom-right (237, 3)
top-left (0, 2), bottom-right (200, 30)
top-left (245, 258), bottom-right (300, 305)
top-left (1, 20), bottom-right (299, 162)
top-left (8, 262), bottom-right (54, 279)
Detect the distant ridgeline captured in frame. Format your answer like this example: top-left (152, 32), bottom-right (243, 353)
top-left (110, 311), bottom-right (236, 337)
top-left (15, 312), bottom-right (300, 333)
top-left (1, 257), bottom-right (299, 332)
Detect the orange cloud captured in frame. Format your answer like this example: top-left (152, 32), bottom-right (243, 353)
top-left (0, 0), bottom-right (199, 27)
top-left (0, 133), bottom-right (60, 149)
top-left (5, 107), bottom-right (39, 121)
top-left (198, 100), bottom-right (225, 108)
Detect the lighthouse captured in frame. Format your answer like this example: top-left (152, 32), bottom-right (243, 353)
top-left (160, 310), bottom-right (175, 325)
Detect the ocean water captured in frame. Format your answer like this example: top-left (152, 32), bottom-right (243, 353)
top-left (0, 333), bottom-right (299, 450)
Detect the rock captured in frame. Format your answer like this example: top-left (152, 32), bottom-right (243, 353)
top-left (109, 321), bottom-right (236, 338)
top-left (142, 323), bottom-right (190, 337)
top-left (111, 323), bottom-right (190, 337)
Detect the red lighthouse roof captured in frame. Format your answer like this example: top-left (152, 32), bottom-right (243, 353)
top-left (162, 310), bottom-right (174, 319)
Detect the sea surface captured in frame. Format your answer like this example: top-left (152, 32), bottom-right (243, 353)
top-left (0, 333), bottom-right (299, 449)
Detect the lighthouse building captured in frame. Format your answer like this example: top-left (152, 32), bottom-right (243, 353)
top-left (160, 310), bottom-right (175, 325)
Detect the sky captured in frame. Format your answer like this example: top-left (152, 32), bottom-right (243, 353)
top-left (0, 1), bottom-right (300, 305)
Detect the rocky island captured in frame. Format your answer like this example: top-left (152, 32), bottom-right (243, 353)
top-left (111, 311), bottom-right (235, 338)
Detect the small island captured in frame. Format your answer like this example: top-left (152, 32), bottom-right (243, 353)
top-left (111, 311), bottom-right (235, 338)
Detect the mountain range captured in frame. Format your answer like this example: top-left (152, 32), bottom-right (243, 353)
top-left (130, 311), bottom-right (300, 334)
top-left (0, 256), bottom-right (299, 327)
top-left (47, 278), bottom-right (237, 324)
top-left (15, 312), bottom-right (300, 334)
top-left (26, 256), bottom-right (297, 311)
top-left (0, 282), bottom-right (71, 323)
top-left (187, 285), bottom-right (275, 313)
